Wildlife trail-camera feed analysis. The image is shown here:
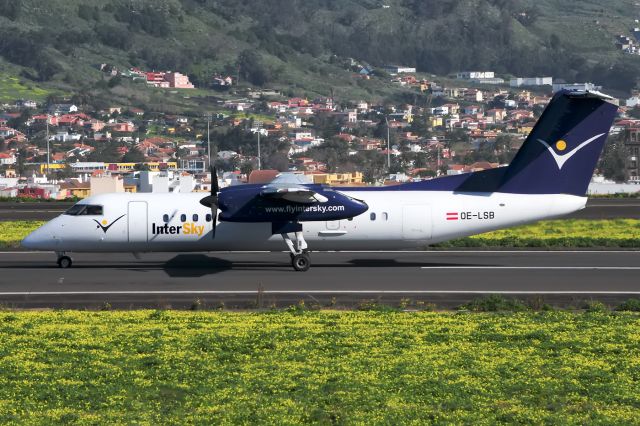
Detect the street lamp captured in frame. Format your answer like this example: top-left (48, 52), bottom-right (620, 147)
top-left (384, 116), bottom-right (390, 170)
top-left (46, 115), bottom-right (50, 180)
top-left (256, 120), bottom-right (262, 170)
top-left (204, 113), bottom-right (212, 172)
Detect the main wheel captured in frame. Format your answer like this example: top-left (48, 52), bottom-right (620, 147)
top-left (291, 253), bottom-right (310, 272)
top-left (57, 256), bottom-right (72, 268)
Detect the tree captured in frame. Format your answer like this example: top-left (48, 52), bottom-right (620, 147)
top-left (0, 0), bottom-right (21, 20)
top-left (600, 136), bottom-right (629, 183)
top-left (240, 161), bottom-right (254, 176)
top-left (87, 142), bottom-right (122, 163)
top-left (122, 146), bottom-right (145, 163)
top-left (237, 50), bottom-right (271, 86)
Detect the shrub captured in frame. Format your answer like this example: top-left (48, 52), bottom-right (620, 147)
top-left (616, 298), bottom-right (640, 312)
top-left (462, 295), bottom-right (529, 312)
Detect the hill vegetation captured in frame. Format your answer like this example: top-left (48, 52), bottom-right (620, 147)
top-left (0, 0), bottom-right (639, 100)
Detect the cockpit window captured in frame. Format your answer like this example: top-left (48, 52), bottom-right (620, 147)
top-left (64, 204), bottom-right (103, 216)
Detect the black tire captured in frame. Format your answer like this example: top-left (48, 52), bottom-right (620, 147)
top-left (57, 256), bottom-right (72, 269)
top-left (291, 253), bottom-right (310, 272)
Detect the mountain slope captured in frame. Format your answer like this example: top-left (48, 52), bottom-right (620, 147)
top-left (0, 0), bottom-right (639, 100)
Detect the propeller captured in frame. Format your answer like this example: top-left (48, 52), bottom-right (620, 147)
top-left (199, 166), bottom-right (220, 238)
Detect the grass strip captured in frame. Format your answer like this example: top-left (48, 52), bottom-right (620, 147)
top-left (433, 218), bottom-right (640, 248)
top-left (0, 221), bottom-right (44, 248)
top-left (0, 310), bottom-right (638, 423)
top-left (3, 219), bottom-right (639, 249)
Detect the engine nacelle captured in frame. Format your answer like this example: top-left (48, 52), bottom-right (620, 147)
top-left (217, 184), bottom-right (368, 222)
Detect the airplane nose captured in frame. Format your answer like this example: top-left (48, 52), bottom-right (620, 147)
top-left (21, 226), bottom-right (51, 250)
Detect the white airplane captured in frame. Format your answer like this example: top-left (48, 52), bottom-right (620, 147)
top-left (22, 90), bottom-right (618, 271)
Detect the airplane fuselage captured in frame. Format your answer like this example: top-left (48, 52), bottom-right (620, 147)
top-left (23, 190), bottom-right (586, 253)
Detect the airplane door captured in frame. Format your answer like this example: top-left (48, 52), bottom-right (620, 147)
top-left (326, 220), bottom-right (340, 230)
top-left (402, 205), bottom-right (431, 240)
top-left (128, 201), bottom-right (148, 243)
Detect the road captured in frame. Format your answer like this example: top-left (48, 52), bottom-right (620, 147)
top-left (1, 198), bottom-right (638, 221)
top-left (1, 250), bottom-right (639, 309)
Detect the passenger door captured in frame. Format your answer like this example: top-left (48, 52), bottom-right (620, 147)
top-left (402, 205), bottom-right (432, 240)
top-left (128, 201), bottom-right (148, 243)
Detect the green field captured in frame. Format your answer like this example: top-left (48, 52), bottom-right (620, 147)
top-left (0, 221), bottom-right (44, 248)
top-left (0, 74), bottom-right (52, 103)
top-left (3, 219), bottom-right (639, 249)
top-left (437, 219), bottom-right (640, 248)
top-left (0, 310), bottom-right (638, 424)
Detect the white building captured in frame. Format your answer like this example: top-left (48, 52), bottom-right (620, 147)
top-left (457, 71), bottom-right (495, 80)
top-left (552, 82), bottom-right (602, 93)
top-left (510, 77), bottom-right (553, 87)
top-left (626, 96), bottom-right (640, 108)
top-left (138, 171), bottom-right (195, 193)
top-left (0, 153), bottom-right (16, 165)
top-left (383, 65), bottom-right (416, 74)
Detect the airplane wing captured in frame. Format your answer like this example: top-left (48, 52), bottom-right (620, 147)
top-left (259, 172), bottom-right (328, 204)
top-left (260, 186), bottom-right (328, 203)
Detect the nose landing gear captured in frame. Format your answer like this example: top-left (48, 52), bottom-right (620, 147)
top-left (56, 252), bottom-right (73, 268)
top-left (281, 231), bottom-right (311, 272)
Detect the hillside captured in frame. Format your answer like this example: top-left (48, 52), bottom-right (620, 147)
top-left (1, 0), bottom-right (640, 105)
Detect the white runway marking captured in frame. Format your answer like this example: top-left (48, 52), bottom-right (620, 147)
top-left (421, 266), bottom-right (640, 270)
top-left (0, 290), bottom-right (639, 296)
top-left (1, 250), bottom-right (640, 255)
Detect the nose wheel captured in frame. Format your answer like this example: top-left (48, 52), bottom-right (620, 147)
top-left (56, 252), bottom-right (73, 268)
top-left (291, 252), bottom-right (310, 272)
top-left (282, 231), bottom-right (311, 271)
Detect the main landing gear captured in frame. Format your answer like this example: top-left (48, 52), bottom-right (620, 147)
top-left (281, 231), bottom-right (310, 272)
top-left (56, 252), bottom-right (73, 268)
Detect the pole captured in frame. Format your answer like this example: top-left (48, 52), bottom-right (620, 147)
top-left (46, 116), bottom-right (50, 179)
top-left (385, 116), bottom-right (390, 169)
top-left (257, 121), bottom-right (262, 170)
top-left (206, 116), bottom-right (211, 171)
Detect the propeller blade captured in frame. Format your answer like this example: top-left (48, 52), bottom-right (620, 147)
top-left (211, 206), bottom-right (217, 239)
top-left (201, 167), bottom-right (219, 239)
top-left (211, 166), bottom-right (219, 194)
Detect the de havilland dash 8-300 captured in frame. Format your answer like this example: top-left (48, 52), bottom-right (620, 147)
top-left (22, 90), bottom-right (619, 271)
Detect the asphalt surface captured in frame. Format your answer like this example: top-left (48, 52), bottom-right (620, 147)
top-left (1, 198), bottom-right (638, 221)
top-left (1, 250), bottom-right (639, 309)
top-left (0, 202), bottom-right (74, 221)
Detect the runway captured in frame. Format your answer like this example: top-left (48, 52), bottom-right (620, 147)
top-left (1, 250), bottom-right (639, 309)
top-left (0, 198), bottom-right (638, 221)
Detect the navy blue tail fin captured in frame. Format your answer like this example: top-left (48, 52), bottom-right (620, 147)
top-left (498, 90), bottom-right (618, 196)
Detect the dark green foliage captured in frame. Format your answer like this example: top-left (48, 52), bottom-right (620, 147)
top-left (616, 299), bottom-right (640, 312)
top-left (95, 24), bottom-right (131, 50)
top-left (0, 0), bottom-right (21, 20)
top-left (0, 29), bottom-right (61, 81)
top-left (0, 0), bottom-right (638, 94)
top-left (462, 295), bottom-right (530, 312)
top-left (113, 3), bottom-right (172, 37)
top-left (600, 135), bottom-right (629, 183)
top-left (87, 142), bottom-right (123, 163)
top-left (122, 146), bottom-right (145, 163)
top-left (78, 4), bottom-right (101, 21)
top-left (237, 50), bottom-right (270, 86)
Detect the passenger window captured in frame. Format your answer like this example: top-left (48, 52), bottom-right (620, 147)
top-left (180, 214), bottom-right (186, 222)
top-left (163, 214), bottom-right (169, 223)
top-left (382, 212), bottom-right (389, 221)
top-left (370, 212), bottom-right (376, 221)
top-left (205, 214), bottom-right (212, 222)
top-left (193, 214), bottom-right (199, 222)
